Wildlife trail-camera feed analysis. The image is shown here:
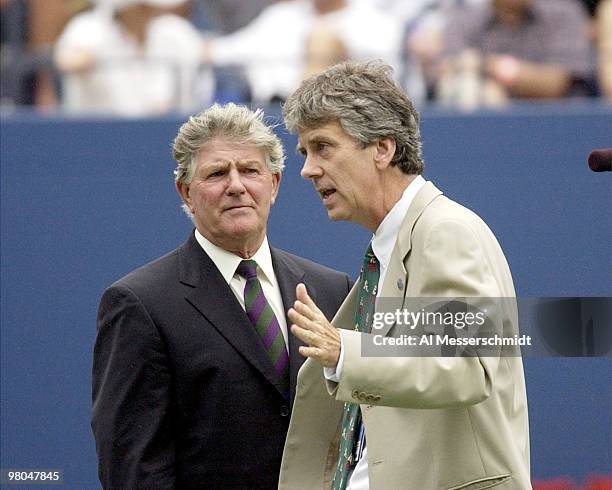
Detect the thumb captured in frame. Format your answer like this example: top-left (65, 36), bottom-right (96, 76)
top-left (296, 283), bottom-right (314, 307)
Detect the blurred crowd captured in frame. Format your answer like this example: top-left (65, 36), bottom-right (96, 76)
top-left (1, 0), bottom-right (611, 116)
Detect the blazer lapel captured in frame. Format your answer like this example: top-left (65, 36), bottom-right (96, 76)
top-left (377, 182), bottom-right (444, 336)
top-left (178, 234), bottom-right (284, 395)
top-left (270, 248), bottom-right (308, 406)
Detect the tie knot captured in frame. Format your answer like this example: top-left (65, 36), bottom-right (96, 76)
top-left (236, 259), bottom-right (258, 280)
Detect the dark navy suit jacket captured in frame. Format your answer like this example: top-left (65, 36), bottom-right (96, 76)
top-left (92, 233), bottom-right (352, 489)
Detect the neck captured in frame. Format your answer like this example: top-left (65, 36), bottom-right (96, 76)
top-left (233, 247), bottom-right (260, 259)
top-left (364, 170), bottom-right (417, 233)
top-left (116, 6), bottom-right (152, 44)
top-left (200, 230), bottom-right (265, 259)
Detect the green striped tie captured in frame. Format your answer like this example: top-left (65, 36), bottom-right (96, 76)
top-left (332, 243), bottom-right (379, 490)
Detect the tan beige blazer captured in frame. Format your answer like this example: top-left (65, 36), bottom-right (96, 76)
top-left (279, 182), bottom-right (531, 490)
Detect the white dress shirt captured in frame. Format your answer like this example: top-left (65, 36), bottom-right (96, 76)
top-left (194, 229), bottom-right (289, 347)
top-left (55, 8), bottom-right (209, 115)
top-left (324, 175), bottom-right (426, 489)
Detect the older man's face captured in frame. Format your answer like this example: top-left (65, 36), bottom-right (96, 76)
top-left (178, 138), bottom-right (280, 253)
top-left (297, 121), bottom-right (379, 229)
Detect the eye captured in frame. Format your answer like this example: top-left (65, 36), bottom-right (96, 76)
top-left (207, 170), bottom-right (225, 179)
top-left (316, 142), bottom-right (331, 154)
top-left (244, 167), bottom-right (259, 174)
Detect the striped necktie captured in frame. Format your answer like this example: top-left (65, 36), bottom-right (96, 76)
top-left (236, 259), bottom-right (290, 399)
top-left (332, 243), bottom-right (379, 490)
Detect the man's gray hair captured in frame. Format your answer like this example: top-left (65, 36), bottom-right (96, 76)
top-left (173, 103), bottom-right (286, 186)
top-left (283, 60), bottom-right (424, 175)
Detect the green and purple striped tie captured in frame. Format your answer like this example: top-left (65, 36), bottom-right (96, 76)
top-left (236, 260), bottom-right (289, 399)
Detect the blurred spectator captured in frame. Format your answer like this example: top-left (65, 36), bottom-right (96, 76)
top-left (597, 0), bottom-right (612, 97)
top-left (302, 24), bottom-right (348, 79)
top-left (579, 0), bottom-right (601, 40)
top-left (1, 0), bottom-right (86, 110)
top-left (437, 0), bottom-right (592, 109)
top-left (191, 0), bottom-right (275, 34)
top-left (374, 0), bottom-right (491, 101)
top-left (204, 0), bottom-right (402, 104)
top-left (581, 0), bottom-right (601, 15)
top-left (54, 0), bottom-right (210, 115)
top-left (1, 0), bottom-right (28, 107)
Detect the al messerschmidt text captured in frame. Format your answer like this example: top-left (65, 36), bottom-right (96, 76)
top-left (372, 334), bottom-right (532, 347)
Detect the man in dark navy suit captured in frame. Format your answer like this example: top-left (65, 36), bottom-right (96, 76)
top-left (92, 103), bottom-right (351, 489)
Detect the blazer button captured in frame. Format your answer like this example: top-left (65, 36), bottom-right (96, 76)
top-left (280, 405), bottom-right (290, 417)
top-left (397, 278), bottom-right (405, 290)
top-left (352, 390), bottom-right (360, 400)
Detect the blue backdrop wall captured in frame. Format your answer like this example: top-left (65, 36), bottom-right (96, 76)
top-left (1, 103), bottom-right (611, 488)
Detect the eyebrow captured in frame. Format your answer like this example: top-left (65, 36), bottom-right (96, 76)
top-left (295, 135), bottom-right (331, 155)
top-left (199, 159), bottom-right (264, 175)
top-left (206, 159), bottom-right (263, 167)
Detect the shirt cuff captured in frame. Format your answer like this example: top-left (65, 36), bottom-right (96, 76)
top-left (323, 331), bottom-right (345, 382)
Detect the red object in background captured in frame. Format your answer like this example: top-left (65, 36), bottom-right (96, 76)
top-left (533, 478), bottom-right (578, 490)
top-left (586, 476), bottom-right (612, 490)
top-left (532, 476), bottom-right (612, 490)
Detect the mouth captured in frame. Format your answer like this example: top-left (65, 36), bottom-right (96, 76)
top-left (318, 188), bottom-right (336, 202)
top-left (224, 204), bottom-right (253, 212)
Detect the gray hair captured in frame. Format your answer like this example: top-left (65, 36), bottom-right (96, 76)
top-left (283, 60), bottom-right (424, 175)
top-left (173, 103), bottom-right (285, 185)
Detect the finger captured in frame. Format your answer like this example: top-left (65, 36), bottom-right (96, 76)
top-left (288, 308), bottom-right (313, 331)
top-left (291, 324), bottom-right (316, 346)
top-left (296, 283), bottom-right (327, 319)
top-left (298, 345), bottom-right (323, 359)
top-left (296, 283), bottom-right (316, 309)
top-left (293, 299), bottom-right (316, 320)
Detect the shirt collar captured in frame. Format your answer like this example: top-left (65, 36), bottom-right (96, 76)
top-left (371, 175), bottom-right (426, 269)
top-left (194, 229), bottom-right (275, 284)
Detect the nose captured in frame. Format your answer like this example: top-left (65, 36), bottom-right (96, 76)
top-left (226, 168), bottom-right (246, 195)
top-left (300, 156), bottom-right (322, 180)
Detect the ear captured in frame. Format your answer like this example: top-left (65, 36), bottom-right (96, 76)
top-left (373, 137), bottom-right (396, 170)
top-left (270, 172), bottom-right (282, 205)
top-left (176, 180), bottom-right (193, 213)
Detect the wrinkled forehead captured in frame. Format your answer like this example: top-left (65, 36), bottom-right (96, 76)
top-left (195, 138), bottom-right (267, 166)
top-left (296, 120), bottom-right (358, 146)
top-left (297, 119), bottom-right (344, 137)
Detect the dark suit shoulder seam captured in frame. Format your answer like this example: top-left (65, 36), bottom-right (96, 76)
top-left (103, 283), bottom-right (161, 337)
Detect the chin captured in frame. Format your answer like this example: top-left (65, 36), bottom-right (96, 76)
top-left (228, 219), bottom-right (265, 238)
top-left (327, 210), bottom-right (347, 222)
top-left (227, 224), bottom-right (259, 237)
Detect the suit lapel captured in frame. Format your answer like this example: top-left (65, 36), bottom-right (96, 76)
top-left (331, 285), bottom-right (359, 330)
top-left (377, 182), bottom-right (444, 336)
top-left (178, 234), bottom-right (284, 396)
top-left (270, 248), bottom-right (308, 406)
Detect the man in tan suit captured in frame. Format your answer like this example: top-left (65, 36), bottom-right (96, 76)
top-left (280, 61), bottom-right (531, 489)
